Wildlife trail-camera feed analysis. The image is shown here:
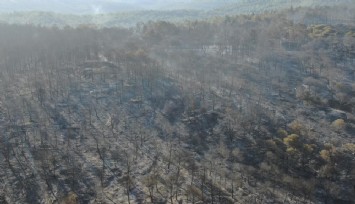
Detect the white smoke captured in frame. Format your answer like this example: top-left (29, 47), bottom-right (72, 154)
top-left (91, 4), bottom-right (103, 14)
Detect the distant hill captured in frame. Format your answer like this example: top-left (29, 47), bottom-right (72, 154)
top-left (0, 0), bottom-right (353, 27)
top-left (1, 0), bottom-right (353, 14)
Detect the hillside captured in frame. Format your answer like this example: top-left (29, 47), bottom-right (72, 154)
top-left (0, 5), bottom-right (354, 204)
top-left (0, 0), bottom-right (354, 27)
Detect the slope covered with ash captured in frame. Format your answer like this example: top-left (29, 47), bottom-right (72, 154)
top-left (0, 6), bottom-right (354, 204)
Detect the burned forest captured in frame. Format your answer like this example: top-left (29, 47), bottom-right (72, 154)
top-left (0, 5), bottom-right (355, 204)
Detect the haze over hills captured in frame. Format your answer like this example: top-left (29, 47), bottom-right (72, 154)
top-left (1, 0), bottom-right (212, 14)
top-left (0, 0), bottom-right (353, 27)
top-left (0, 0), bottom-right (353, 14)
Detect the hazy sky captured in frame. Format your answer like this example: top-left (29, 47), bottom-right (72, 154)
top-left (0, 0), bottom-right (208, 13)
